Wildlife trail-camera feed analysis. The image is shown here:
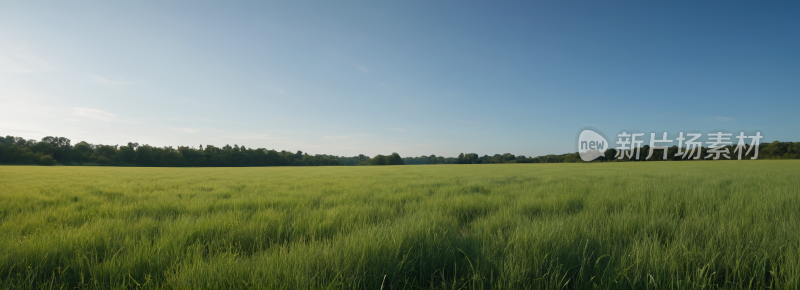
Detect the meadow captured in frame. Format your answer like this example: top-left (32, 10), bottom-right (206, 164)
top-left (1, 161), bottom-right (799, 289)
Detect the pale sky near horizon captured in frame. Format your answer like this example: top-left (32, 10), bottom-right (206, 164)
top-left (1, 1), bottom-right (798, 157)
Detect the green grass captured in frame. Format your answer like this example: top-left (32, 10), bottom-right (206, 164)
top-left (1, 161), bottom-right (799, 289)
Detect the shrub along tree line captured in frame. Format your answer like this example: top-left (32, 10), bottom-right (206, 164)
top-left (0, 136), bottom-right (369, 166)
top-left (1, 135), bottom-right (798, 166)
top-left (399, 142), bottom-right (800, 164)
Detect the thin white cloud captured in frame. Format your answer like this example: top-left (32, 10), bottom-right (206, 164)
top-left (711, 116), bottom-right (734, 122)
top-left (265, 86), bottom-right (288, 96)
top-left (354, 63), bottom-right (369, 73)
top-left (0, 122), bottom-right (20, 129)
top-left (322, 135), bottom-right (352, 140)
top-left (0, 40), bottom-right (55, 73)
top-left (90, 75), bottom-right (131, 85)
top-left (224, 132), bottom-right (283, 140)
top-left (181, 98), bottom-right (212, 108)
top-left (165, 117), bottom-right (256, 128)
top-left (72, 107), bottom-right (116, 121)
top-left (0, 95), bottom-right (59, 118)
top-left (178, 128), bottom-right (200, 133)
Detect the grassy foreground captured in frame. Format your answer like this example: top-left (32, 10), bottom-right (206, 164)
top-left (1, 162), bottom-right (799, 289)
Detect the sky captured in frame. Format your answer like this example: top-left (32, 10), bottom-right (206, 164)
top-left (1, 1), bottom-right (799, 157)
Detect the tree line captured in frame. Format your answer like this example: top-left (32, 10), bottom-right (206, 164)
top-left (403, 152), bottom-right (586, 164)
top-left (1, 135), bottom-right (798, 167)
top-left (396, 142), bottom-right (800, 164)
top-left (0, 136), bottom-right (357, 166)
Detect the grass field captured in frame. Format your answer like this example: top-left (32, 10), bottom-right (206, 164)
top-left (1, 161), bottom-right (799, 289)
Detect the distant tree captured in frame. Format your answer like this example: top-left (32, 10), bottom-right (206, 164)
top-left (604, 149), bottom-right (617, 161)
top-left (388, 153), bottom-right (404, 165)
top-left (370, 154), bottom-right (388, 165)
top-left (118, 146), bottom-right (137, 164)
top-left (39, 155), bottom-right (56, 165)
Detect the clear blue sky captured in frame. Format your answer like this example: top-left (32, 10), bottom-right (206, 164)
top-left (1, 1), bottom-right (798, 157)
